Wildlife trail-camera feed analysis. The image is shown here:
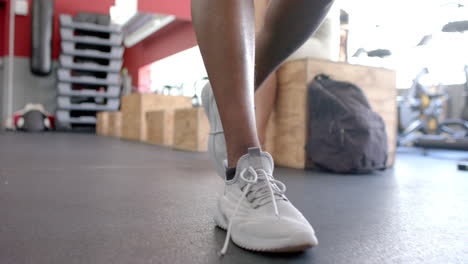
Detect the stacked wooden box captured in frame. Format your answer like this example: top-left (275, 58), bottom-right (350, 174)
top-left (96, 112), bottom-right (110, 136)
top-left (269, 58), bottom-right (397, 169)
top-left (145, 107), bottom-right (209, 152)
top-left (108, 112), bottom-right (122, 137)
top-left (118, 93), bottom-right (209, 152)
top-left (173, 108), bottom-right (209, 152)
top-left (146, 110), bottom-right (175, 146)
top-left (96, 59), bottom-right (397, 164)
top-left (121, 94), bottom-right (192, 142)
top-left (96, 111), bottom-right (122, 137)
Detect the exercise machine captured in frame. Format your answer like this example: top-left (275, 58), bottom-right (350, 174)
top-left (414, 65), bottom-right (468, 150)
top-left (397, 68), bottom-right (449, 146)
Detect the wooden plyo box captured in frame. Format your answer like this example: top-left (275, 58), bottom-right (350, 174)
top-left (263, 112), bottom-right (276, 156)
top-left (121, 94), bottom-right (192, 141)
top-left (96, 111), bottom-right (110, 136)
top-left (273, 58), bottom-right (397, 169)
top-left (108, 112), bottom-right (122, 138)
top-left (146, 110), bottom-right (174, 146)
top-left (173, 107), bottom-right (209, 152)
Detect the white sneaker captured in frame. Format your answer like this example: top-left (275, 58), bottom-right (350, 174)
top-left (201, 82), bottom-right (228, 179)
top-left (215, 147), bottom-right (318, 255)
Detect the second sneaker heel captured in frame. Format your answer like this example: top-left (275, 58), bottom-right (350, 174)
top-left (213, 207), bottom-right (228, 230)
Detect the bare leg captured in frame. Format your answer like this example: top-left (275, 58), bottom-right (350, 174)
top-left (253, 0), bottom-right (276, 147)
top-left (255, 72), bottom-right (277, 146)
top-left (255, 0), bottom-right (334, 88)
top-left (254, 0), bottom-right (333, 144)
top-left (191, 0), bottom-right (258, 167)
top-left (192, 0), bottom-right (333, 167)
top-left (193, 1), bottom-right (329, 253)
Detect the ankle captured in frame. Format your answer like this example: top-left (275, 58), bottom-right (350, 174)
top-left (225, 167), bottom-right (236, 181)
top-left (227, 144), bottom-right (261, 167)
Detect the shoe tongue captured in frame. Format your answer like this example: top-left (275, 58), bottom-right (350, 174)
top-left (233, 147), bottom-right (274, 183)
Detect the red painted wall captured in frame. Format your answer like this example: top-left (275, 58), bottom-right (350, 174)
top-left (8, 0), bottom-right (192, 58)
top-left (9, 0), bottom-right (115, 58)
top-left (0, 1), bottom-right (6, 56)
top-left (123, 0), bottom-right (195, 88)
top-left (123, 20), bottom-right (197, 87)
top-left (139, 0), bottom-right (191, 20)
top-left (3, 0), bottom-right (197, 89)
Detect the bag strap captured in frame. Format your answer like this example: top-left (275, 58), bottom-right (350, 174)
top-left (314, 74), bottom-right (330, 81)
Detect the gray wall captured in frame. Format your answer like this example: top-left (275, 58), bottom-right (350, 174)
top-left (0, 57), bottom-right (57, 127)
top-left (445, 84), bottom-right (467, 119)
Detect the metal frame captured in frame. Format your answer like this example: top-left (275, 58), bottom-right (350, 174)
top-left (3, 0), bottom-right (15, 128)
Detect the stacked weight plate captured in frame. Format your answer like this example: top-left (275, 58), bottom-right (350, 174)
top-left (56, 14), bottom-right (123, 129)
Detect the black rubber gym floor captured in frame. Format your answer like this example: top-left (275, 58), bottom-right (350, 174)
top-left (0, 133), bottom-right (467, 264)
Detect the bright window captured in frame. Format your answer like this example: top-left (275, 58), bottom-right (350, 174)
top-left (148, 46), bottom-right (208, 97)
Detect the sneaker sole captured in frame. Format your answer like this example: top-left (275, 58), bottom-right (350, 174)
top-left (214, 207), bottom-right (317, 253)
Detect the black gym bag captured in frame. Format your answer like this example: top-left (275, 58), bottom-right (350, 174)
top-left (306, 74), bottom-right (388, 174)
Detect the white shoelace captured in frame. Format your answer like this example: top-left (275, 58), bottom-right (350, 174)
top-left (220, 166), bottom-right (287, 256)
